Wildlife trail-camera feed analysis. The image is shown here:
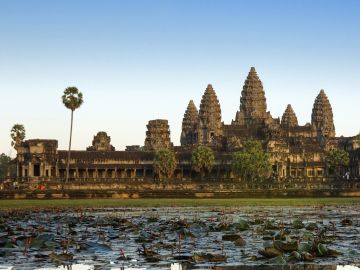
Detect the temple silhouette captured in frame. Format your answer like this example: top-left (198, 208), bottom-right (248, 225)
top-left (15, 67), bottom-right (360, 182)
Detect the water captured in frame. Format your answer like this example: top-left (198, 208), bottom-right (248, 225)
top-left (0, 206), bottom-right (359, 269)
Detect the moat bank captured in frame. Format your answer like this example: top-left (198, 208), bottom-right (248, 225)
top-left (1, 178), bottom-right (360, 199)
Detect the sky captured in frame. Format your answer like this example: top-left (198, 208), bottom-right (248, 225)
top-left (1, 0), bottom-right (360, 157)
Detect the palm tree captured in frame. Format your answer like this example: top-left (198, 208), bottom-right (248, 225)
top-left (10, 124), bottom-right (25, 180)
top-left (10, 124), bottom-right (26, 149)
top-left (62, 87), bottom-right (83, 183)
top-left (153, 149), bottom-right (177, 180)
top-left (191, 145), bottom-right (215, 180)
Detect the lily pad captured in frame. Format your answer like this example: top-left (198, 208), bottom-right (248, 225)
top-left (292, 219), bottom-right (304, 229)
top-left (235, 219), bottom-right (250, 231)
top-left (268, 255), bottom-right (286, 264)
top-left (258, 247), bottom-right (283, 258)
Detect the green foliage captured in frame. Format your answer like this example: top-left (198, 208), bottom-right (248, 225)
top-left (191, 145), bottom-right (215, 177)
top-left (231, 140), bottom-right (272, 181)
top-left (62, 87), bottom-right (84, 111)
top-left (0, 153), bottom-right (12, 179)
top-left (326, 149), bottom-right (350, 168)
top-left (10, 124), bottom-right (25, 148)
top-left (153, 148), bottom-right (177, 180)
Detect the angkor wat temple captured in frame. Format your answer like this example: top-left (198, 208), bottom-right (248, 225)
top-left (15, 67), bottom-right (360, 182)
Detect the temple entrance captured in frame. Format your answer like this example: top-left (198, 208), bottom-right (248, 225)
top-left (34, 164), bottom-right (40, 177)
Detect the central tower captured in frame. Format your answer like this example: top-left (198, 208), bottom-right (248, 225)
top-left (233, 67), bottom-right (269, 125)
top-left (198, 84), bottom-right (223, 144)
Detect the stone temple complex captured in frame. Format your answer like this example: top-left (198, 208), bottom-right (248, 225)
top-left (14, 67), bottom-right (360, 183)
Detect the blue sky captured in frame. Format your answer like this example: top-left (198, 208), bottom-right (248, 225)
top-left (1, 0), bottom-right (360, 156)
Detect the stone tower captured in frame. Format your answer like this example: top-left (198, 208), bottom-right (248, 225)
top-left (87, 131), bottom-right (115, 151)
top-left (144, 119), bottom-right (172, 151)
top-left (311, 89), bottom-right (335, 137)
top-left (180, 100), bottom-right (199, 145)
top-left (233, 67), bottom-right (269, 125)
top-left (198, 84), bottom-right (223, 144)
top-left (281, 104), bottom-right (298, 127)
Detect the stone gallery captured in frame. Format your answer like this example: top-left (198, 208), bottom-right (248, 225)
top-left (15, 68), bottom-right (360, 182)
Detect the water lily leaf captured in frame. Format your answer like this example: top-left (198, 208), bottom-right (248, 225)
top-left (301, 251), bottom-right (314, 261)
top-left (303, 232), bottom-right (314, 241)
top-left (305, 222), bottom-right (318, 231)
top-left (264, 220), bottom-right (277, 230)
top-left (293, 219), bottom-right (304, 229)
top-left (235, 219), bottom-right (250, 231)
top-left (258, 247), bottom-right (283, 258)
top-left (288, 251), bottom-right (301, 261)
top-left (274, 240), bottom-right (298, 252)
top-left (268, 255), bottom-right (286, 264)
top-left (298, 242), bottom-right (312, 253)
top-left (317, 243), bottom-right (329, 256)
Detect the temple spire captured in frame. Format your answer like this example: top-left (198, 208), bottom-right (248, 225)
top-left (281, 104), bottom-right (298, 127)
top-left (311, 89), bottom-right (335, 137)
top-left (238, 67), bottom-right (268, 123)
top-left (180, 100), bottom-right (199, 145)
top-left (198, 84), bottom-right (222, 143)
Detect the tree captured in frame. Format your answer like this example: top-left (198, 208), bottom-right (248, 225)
top-left (326, 149), bottom-right (350, 176)
top-left (153, 149), bottom-right (177, 180)
top-left (191, 145), bottom-right (215, 179)
top-left (0, 153), bottom-right (12, 179)
top-left (231, 139), bottom-right (272, 182)
top-left (10, 124), bottom-right (26, 149)
top-left (62, 87), bottom-right (83, 182)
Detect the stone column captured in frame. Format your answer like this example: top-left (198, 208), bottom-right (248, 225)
top-left (28, 162), bottom-right (33, 177)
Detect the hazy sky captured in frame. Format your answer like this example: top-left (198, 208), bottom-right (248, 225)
top-left (1, 0), bottom-right (360, 157)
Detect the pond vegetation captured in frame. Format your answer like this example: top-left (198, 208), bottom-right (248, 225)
top-left (0, 202), bottom-right (360, 269)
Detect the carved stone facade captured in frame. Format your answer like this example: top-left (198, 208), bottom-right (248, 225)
top-left (15, 67), bottom-right (360, 182)
top-left (311, 89), bottom-right (336, 138)
top-left (281, 104), bottom-right (298, 127)
top-left (144, 119), bottom-right (172, 151)
top-left (233, 67), bottom-right (272, 126)
top-left (16, 140), bottom-right (58, 178)
top-left (86, 131), bottom-right (115, 151)
top-left (197, 84), bottom-right (223, 144)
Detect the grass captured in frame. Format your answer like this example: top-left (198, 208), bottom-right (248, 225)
top-left (0, 197), bottom-right (360, 209)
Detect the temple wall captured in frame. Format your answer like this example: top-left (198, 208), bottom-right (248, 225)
top-left (2, 178), bottom-right (360, 199)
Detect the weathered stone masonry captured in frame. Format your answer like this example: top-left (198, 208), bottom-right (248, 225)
top-left (15, 67), bottom-right (360, 182)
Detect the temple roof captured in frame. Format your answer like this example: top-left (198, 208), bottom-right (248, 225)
top-left (281, 104), bottom-right (298, 127)
top-left (311, 89), bottom-right (335, 137)
top-left (239, 67), bottom-right (268, 121)
top-left (198, 84), bottom-right (222, 131)
top-left (182, 100), bottom-right (198, 131)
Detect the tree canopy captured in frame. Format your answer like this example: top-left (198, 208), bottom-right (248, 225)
top-left (0, 153), bottom-right (12, 179)
top-left (191, 145), bottom-right (215, 177)
top-left (153, 148), bottom-right (177, 180)
top-left (62, 87), bottom-right (84, 111)
top-left (231, 139), bottom-right (272, 182)
top-left (326, 149), bottom-right (350, 169)
top-left (10, 124), bottom-right (25, 149)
